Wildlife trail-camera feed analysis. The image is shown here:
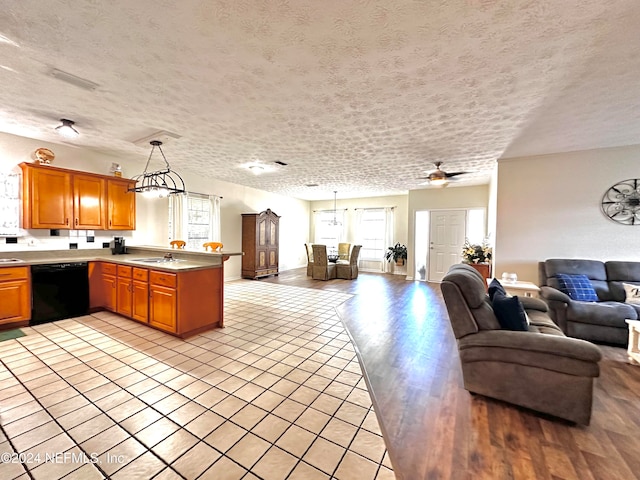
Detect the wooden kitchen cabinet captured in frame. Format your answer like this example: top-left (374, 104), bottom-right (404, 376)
top-left (73, 173), bottom-right (106, 229)
top-left (116, 265), bottom-right (133, 317)
top-left (100, 262), bottom-right (117, 312)
top-left (241, 208), bottom-right (280, 279)
top-left (131, 268), bottom-right (149, 323)
top-left (0, 267), bottom-right (31, 325)
top-left (20, 163), bottom-right (136, 230)
top-left (21, 163), bottom-right (73, 229)
top-left (107, 178), bottom-right (136, 230)
top-left (149, 271), bottom-right (177, 333)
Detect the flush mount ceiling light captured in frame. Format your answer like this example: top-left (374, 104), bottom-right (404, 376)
top-left (128, 140), bottom-right (186, 198)
top-left (248, 165), bottom-right (265, 175)
top-left (55, 119), bottom-right (79, 139)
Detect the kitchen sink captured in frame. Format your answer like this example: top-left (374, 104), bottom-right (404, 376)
top-left (0, 258), bottom-right (24, 263)
top-left (132, 257), bottom-right (184, 263)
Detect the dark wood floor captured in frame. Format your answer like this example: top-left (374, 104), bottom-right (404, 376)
top-left (262, 268), bottom-right (640, 480)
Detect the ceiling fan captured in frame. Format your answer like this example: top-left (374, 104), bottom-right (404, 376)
top-left (418, 161), bottom-right (469, 186)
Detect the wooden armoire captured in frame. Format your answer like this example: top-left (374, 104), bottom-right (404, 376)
top-left (241, 209), bottom-right (280, 279)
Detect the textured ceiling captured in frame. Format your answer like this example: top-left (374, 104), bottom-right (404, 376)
top-left (0, 1), bottom-right (639, 200)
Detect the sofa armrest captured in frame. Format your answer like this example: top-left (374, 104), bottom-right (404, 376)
top-left (540, 286), bottom-right (571, 303)
top-left (458, 330), bottom-right (602, 377)
top-left (519, 297), bottom-right (548, 312)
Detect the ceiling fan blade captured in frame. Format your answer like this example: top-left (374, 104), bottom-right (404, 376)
top-left (444, 171), bottom-right (468, 178)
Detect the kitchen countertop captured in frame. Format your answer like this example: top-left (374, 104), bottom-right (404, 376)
top-left (0, 246), bottom-right (243, 273)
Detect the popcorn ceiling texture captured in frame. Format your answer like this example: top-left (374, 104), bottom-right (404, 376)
top-left (0, 1), bottom-right (639, 200)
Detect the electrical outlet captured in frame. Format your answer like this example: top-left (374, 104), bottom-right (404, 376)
top-left (27, 238), bottom-right (36, 247)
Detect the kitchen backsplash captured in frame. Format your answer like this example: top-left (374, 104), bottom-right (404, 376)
top-left (0, 229), bottom-right (134, 252)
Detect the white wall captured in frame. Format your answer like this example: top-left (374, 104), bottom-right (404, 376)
top-left (407, 185), bottom-right (490, 280)
top-left (0, 132), bottom-right (310, 280)
top-left (495, 144), bottom-right (640, 282)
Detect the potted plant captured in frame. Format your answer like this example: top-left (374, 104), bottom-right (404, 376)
top-left (461, 238), bottom-right (492, 279)
top-left (385, 243), bottom-right (408, 266)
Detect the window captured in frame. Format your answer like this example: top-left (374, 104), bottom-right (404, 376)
top-left (314, 211), bottom-right (344, 252)
top-left (359, 208), bottom-right (386, 261)
top-left (169, 193), bottom-right (220, 249)
top-left (466, 208), bottom-right (487, 244)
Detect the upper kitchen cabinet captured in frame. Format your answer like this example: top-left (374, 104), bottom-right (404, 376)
top-left (20, 162), bottom-right (136, 230)
top-left (107, 178), bottom-right (136, 230)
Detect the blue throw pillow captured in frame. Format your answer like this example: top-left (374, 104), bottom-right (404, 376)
top-left (491, 292), bottom-right (529, 331)
top-left (488, 278), bottom-right (506, 301)
top-left (555, 273), bottom-right (599, 302)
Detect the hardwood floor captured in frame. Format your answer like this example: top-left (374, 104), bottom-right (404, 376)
top-left (262, 268), bottom-right (640, 480)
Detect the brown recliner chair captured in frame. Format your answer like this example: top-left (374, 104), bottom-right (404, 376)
top-left (441, 264), bottom-right (602, 425)
top-left (305, 243), bottom-right (314, 276)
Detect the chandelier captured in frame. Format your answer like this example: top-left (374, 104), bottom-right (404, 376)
top-left (129, 140), bottom-right (186, 198)
top-left (329, 190), bottom-right (341, 226)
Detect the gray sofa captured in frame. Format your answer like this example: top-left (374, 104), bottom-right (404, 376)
top-left (539, 259), bottom-right (640, 345)
top-left (441, 264), bottom-right (602, 425)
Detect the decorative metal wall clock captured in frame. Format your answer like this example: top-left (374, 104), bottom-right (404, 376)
top-left (601, 179), bottom-right (640, 225)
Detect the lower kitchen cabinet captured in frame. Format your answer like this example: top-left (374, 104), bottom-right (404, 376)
top-left (116, 265), bottom-right (133, 318)
top-left (88, 261), bottom-right (223, 337)
top-left (0, 267), bottom-right (31, 325)
top-left (131, 268), bottom-right (149, 323)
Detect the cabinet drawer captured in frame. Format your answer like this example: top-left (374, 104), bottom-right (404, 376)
top-left (132, 268), bottom-right (148, 281)
top-left (150, 271), bottom-right (177, 288)
top-left (102, 263), bottom-right (117, 275)
top-left (117, 265), bottom-right (132, 278)
top-left (0, 267), bottom-right (29, 281)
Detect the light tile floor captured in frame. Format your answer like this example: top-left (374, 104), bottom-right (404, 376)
top-left (0, 281), bottom-right (395, 479)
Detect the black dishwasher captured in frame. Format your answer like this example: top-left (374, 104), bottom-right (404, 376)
top-left (31, 262), bottom-right (90, 325)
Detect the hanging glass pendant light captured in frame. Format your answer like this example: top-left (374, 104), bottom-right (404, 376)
top-left (129, 140), bottom-right (186, 198)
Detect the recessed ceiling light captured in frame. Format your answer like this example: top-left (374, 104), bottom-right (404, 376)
top-left (249, 165), bottom-right (265, 175)
top-left (305, 183), bottom-right (319, 187)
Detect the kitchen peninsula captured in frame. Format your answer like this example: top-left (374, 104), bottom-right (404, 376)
top-left (0, 246), bottom-right (242, 338)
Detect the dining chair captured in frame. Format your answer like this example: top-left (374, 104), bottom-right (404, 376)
top-left (203, 242), bottom-right (223, 252)
top-left (338, 242), bottom-right (351, 261)
top-left (337, 245), bottom-right (361, 279)
top-left (305, 243), bottom-right (314, 276)
top-left (311, 244), bottom-right (336, 280)
top-left (170, 240), bottom-right (186, 249)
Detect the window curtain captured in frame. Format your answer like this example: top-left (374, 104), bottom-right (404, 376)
top-left (169, 193), bottom-right (188, 241)
top-left (382, 207), bottom-right (395, 273)
top-left (209, 195), bottom-right (221, 242)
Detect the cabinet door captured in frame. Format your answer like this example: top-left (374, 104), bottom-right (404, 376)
top-left (132, 280), bottom-right (149, 323)
top-left (116, 277), bottom-right (132, 317)
top-left (149, 285), bottom-right (177, 333)
top-left (27, 167), bottom-right (73, 229)
top-left (73, 174), bottom-right (105, 229)
top-left (0, 280), bottom-right (30, 324)
top-left (101, 274), bottom-right (117, 311)
top-left (107, 179), bottom-right (136, 230)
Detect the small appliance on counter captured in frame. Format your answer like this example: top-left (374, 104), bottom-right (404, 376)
top-left (111, 236), bottom-right (127, 254)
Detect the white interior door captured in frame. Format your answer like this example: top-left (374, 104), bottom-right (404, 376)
top-left (428, 210), bottom-right (466, 282)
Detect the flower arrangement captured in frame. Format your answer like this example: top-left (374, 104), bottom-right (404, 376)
top-left (462, 238), bottom-right (492, 264)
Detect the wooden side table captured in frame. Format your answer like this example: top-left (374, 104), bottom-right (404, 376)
top-left (626, 319), bottom-right (640, 364)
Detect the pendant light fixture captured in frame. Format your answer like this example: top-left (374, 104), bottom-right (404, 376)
top-left (329, 190), bottom-right (341, 226)
top-left (55, 119), bottom-right (79, 138)
top-left (129, 140), bottom-right (186, 198)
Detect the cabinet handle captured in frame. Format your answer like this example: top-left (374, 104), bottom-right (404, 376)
top-left (75, 218), bottom-right (78, 226)
top-left (65, 218), bottom-right (69, 225)
top-left (109, 220), bottom-right (112, 227)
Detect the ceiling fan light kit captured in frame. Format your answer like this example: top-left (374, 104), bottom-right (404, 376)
top-left (419, 161), bottom-right (469, 187)
top-left (129, 140), bottom-right (186, 198)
